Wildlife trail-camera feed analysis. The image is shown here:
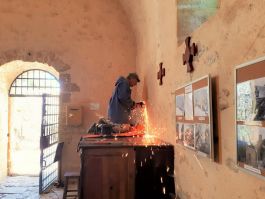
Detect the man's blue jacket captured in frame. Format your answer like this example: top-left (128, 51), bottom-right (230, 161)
top-left (108, 76), bottom-right (135, 124)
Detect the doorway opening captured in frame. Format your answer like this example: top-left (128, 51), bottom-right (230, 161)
top-left (7, 67), bottom-right (60, 193)
top-left (9, 96), bottom-right (42, 175)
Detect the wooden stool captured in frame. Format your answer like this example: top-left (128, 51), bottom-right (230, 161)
top-left (63, 171), bottom-right (80, 199)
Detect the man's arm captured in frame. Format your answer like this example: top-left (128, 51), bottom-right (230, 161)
top-left (117, 82), bottom-right (135, 109)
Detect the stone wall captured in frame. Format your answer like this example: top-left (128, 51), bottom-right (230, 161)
top-left (0, 0), bottom-right (136, 180)
top-left (120, 0), bottom-right (265, 198)
top-left (0, 71), bottom-right (8, 181)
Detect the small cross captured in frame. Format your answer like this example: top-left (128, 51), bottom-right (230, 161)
top-left (182, 36), bottom-right (198, 73)
top-left (157, 62), bottom-right (165, 85)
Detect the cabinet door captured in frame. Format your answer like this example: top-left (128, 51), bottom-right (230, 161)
top-left (81, 148), bottom-right (135, 199)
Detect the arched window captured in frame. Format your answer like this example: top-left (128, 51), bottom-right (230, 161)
top-left (9, 69), bottom-right (60, 96)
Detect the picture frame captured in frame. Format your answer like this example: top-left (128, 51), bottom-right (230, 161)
top-left (175, 75), bottom-right (213, 158)
top-left (235, 56), bottom-right (265, 178)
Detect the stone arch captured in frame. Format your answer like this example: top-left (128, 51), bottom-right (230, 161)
top-left (0, 49), bottom-right (80, 102)
top-left (0, 53), bottom-right (79, 178)
top-left (0, 49), bottom-right (70, 73)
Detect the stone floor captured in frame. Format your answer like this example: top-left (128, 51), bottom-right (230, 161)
top-left (0, 176), bottom-right (63, 199)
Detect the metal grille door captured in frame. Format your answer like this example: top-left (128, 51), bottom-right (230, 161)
top-left (40, 94), bottom-right (59, 193)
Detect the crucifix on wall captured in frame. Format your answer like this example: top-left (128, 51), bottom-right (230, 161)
top-left (157, 62), bottom-right (165, 85)
top-left (182, 36), bottom-right (198, 73)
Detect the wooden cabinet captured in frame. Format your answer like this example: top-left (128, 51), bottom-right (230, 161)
top-left (81, 148), bottom-right (135, 199)
top-left (79, 137), bottom-right (175, 199)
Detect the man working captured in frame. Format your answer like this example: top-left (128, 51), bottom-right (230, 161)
top-left (108, 73), bottom-right (142, 124)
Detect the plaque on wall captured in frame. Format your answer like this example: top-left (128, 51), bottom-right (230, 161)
top-left (175, 75), bottom-right (213, 158)
top-left (235, 57), bottom-right (265, 177)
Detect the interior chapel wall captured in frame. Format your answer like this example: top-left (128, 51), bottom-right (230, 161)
top-left (120, 0), bottom-right (265, 198)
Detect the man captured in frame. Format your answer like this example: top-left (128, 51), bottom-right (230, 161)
top-left (108, 73), bottom-right (141, 124)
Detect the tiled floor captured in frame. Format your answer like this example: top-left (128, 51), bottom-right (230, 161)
top-left (0, 176), bottom-right (63, 199)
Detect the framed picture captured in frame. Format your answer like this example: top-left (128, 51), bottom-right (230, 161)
top-left (175, 75), bottom-right (213, 158)
top-left (176, 122), bottom-right (184, 143)
top-left (235, 56), bottom-right (265, 177)
top-left (194, 87), bottom-right (209, 117)
top-left (176, 94), bottom-right (185, 116)
top-left (195, 123), bottom-right (210, 156)
top-left (183, 124), bottom-right (195, 149)
top-left (184, 91), bottom-right (193, 120)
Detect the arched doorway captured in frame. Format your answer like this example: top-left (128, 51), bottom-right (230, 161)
top-left (8, 69), bottom-right (60, 193)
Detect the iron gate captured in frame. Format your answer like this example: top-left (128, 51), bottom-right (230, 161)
top-left (39, 94), bottom-right (60, 193)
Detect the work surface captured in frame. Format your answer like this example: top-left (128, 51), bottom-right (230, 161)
top-left (78, 135), bottom-right (172, 148)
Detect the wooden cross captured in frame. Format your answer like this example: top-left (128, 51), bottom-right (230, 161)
top-left (182, 36), bottom-right (198, 73)
top-left (157, 62), bottom-right (165, 85)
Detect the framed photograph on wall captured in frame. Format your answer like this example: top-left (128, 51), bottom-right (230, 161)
top-left (235, 57), bottom-right (265, 177)
top-left (183, 123), bottom-right (195, 149)
top-left (175, 75), bottom-right (213, 158)
top-left (176, 122), bottom-right (184, 143)
top-left (176, 94), bottom-right (185, 116)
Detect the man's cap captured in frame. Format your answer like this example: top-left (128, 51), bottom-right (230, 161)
top-left (127, 73), bottom-right (140, 82)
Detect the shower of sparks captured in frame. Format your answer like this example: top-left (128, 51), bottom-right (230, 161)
top-left (142, 103), bottom-right (158, 138)
top-left (160, 177), bottom-right (163, 183)
top-left (143, 104), bottom-right (150, 134)
top-left (166, 166), bottom-right (170, 172)
top-left (162, 187), bottom-right (166, 194)
top-left (134, 102), bottom-right (169, 145)
top-left (131, 102), bottom-right (169, 142)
